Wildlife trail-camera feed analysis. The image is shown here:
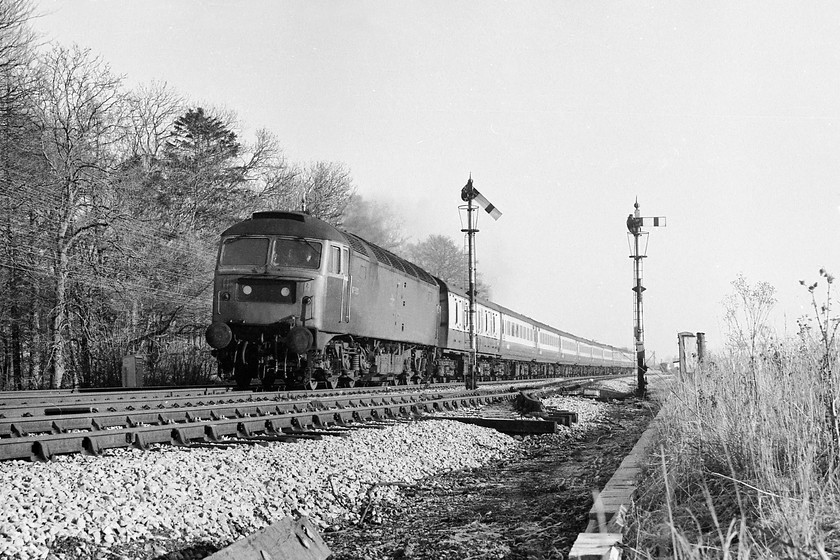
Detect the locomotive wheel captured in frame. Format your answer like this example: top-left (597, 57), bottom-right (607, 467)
top-left (234, 342), bottom-right (260, 390)
top-left (234, 359), bottom-right (259, 390)
top-left (261, 371), bottom-right (276, 391)
top-left (234, 367), bottom-right (252, 390)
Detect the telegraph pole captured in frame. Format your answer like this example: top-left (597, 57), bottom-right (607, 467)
top-left (460, 177), bottom-right (501, 390)
top-left (626, 198), bottom-right (665, 397)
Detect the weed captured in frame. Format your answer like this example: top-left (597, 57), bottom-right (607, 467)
top-left (627, 271), bottom-right (840, 559)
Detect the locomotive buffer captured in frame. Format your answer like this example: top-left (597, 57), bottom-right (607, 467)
top-left (626, 198), bottom-right (665, 398)
top-left (460, 176), bottom-right (501, 390)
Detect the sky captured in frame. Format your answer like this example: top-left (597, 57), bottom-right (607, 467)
top-left (30, 0), bottom-right (840, 362)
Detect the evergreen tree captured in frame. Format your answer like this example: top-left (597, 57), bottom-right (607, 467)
top-left (159, 107), bottom-right (245, 232)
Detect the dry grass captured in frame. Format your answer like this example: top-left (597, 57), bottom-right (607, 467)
top-left (626, 341), bottom-right (840, 559)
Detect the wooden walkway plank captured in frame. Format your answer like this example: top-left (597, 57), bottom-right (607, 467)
top-left (568, 532), bottom-right (623, 560)
top-left (567, 412), bottom-right (662, 559)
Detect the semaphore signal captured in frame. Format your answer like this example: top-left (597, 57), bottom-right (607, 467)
top-left (459, 176), bottom-right (502, 390)
top-left (626, 198), bottom-right (666, 397)
top-left (461, 177), bottom-right (502, 221)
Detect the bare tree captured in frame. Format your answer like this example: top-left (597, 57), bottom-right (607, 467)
top-left (0, 0), bottom-right (38, 389)
top-left (406, 234), bottom-right (491, 297)
top-left (29, 45), bottom-right (124, 388)
top-left (122, 80), bottom-right (184, 169)
top-left (0, 0), bottom-right (36, 110)
top-left (295, 161), bottom-right (355, 224)
top-left (407, 234), bottom-right (463, 282)
top-left (235, 128), bottom-right (285, 199)
top-left (256, 160), bottom-right (355, 224)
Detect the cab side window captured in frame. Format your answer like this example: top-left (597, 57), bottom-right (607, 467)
top-left (329, 246), bottom-right (342, 274)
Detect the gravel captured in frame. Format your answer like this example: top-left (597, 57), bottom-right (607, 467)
top-left (0, 395), bottom-right (612, 560)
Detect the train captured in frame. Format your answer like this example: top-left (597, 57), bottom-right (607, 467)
top-left (204, 211), bottom-right (634, 389)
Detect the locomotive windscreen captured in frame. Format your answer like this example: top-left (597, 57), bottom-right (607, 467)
top-left (220, 237), bottom-right (268, 266)
top-left (271, 239), bottom-right (322, 269)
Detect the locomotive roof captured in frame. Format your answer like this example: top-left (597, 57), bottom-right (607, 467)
top-left (342, 232), bottom-right (438, 286)
top-left (221, 211), bottom-right (438, 286)
top-left (221, 211), bottom-right (349, 243)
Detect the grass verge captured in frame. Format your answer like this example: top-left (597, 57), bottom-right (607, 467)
top-left (627, 341), bottom-right (840, 559)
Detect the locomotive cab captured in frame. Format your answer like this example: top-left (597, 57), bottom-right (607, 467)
top-left (205, 212), bottom-right (350, 389)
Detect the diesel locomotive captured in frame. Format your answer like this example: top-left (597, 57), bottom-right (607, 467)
top-left (204, 211), bottom-right (633, 389)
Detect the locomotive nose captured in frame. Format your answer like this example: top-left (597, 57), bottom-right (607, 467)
top-left (205, 322), bottom-right (233, 349)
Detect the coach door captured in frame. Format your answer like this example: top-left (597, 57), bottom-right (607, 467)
top-left (326, 244), bottom-right (351, 326)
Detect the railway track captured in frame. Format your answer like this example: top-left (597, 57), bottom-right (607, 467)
top-left (0, 375), bottom-right (643, 559)
top-left (0, 378), bottom-right (562, 414)
top-left (0, 378), bottom-right (592, 462)
top-left (0, 385), bottom-right (242, 409)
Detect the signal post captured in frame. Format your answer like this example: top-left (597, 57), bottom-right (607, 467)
top-left (460, 177), bottom-right (501, 390)
top-left (626, 199), bottom-right (665, 398)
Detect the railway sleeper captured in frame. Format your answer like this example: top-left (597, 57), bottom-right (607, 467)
top-left (3, 392), bottom-right (520, 461)
top-left (82, 436), bottom-right (101, 457)
top-left (10, 424), bottom-right (28, 437)
top-left (332, 411), bottom-right (352, 425)
top-left (132, 433), bottom-right (148, 451)
top-left (31, 441), bottom-right (51, 462)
